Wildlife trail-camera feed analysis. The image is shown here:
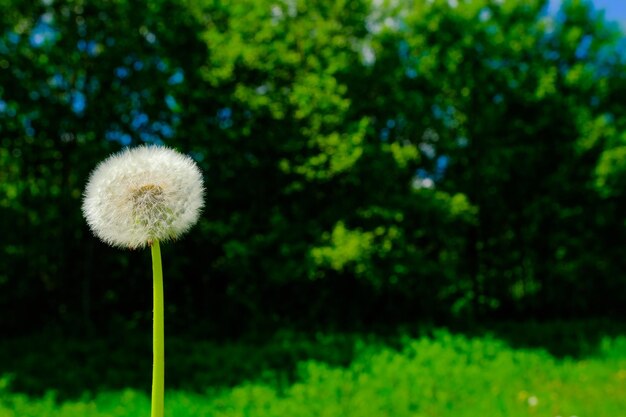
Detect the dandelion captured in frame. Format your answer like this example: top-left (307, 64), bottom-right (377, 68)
top-left (82, 145), bottom-right (204, 249)
top-left (82, 145), bottom-right (204, 417)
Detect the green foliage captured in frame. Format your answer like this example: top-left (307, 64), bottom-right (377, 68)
top-left (2, 0), bottom-right (626, 332)
top-left (2, 328), bottom-right (626, 416)
top-left (310, 221), bottom-right (376, 275)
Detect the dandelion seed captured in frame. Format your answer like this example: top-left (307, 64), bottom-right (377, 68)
top-left (82, 145), bottom-right (204, 249)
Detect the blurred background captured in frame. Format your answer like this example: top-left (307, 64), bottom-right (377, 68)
top-left (2, 0), bottom-right (626, 415)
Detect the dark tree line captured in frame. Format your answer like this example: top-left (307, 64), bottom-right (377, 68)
top-left (2, 0), bottom-right (626, 335)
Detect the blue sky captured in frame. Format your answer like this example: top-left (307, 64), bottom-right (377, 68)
top-left (592, 0), bottom-right (626, 19)
top-left (550, 0), bottom-right (626, 30)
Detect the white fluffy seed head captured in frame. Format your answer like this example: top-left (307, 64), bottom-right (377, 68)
top-left (82, 145), bottom-right (204, 249)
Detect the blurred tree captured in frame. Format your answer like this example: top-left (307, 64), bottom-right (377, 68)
top-left (1, 0), bottom-right (625, 335)
top-left (357, 0), bottom-right (626, 317)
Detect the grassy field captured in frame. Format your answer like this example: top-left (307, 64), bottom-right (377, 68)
top-left (1, 323), bottom-right (625, 416)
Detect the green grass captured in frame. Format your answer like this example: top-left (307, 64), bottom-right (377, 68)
top-left (1, 326), bottom-right (626, 416)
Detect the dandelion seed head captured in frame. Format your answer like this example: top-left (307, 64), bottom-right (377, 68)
top-left (82, 145), bottom-right (204, 249)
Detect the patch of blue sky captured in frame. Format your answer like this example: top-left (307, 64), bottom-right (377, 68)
top-left (48, 73), bottom-right (67, 89)
top-left (165, 95), bottom-right (181, 112)
top-left (30, 20), bottom-right (58, 48)
top-left (106, 130), bottom-right (132, 146)
top-left (115, 67), bottom-right (130, 79)
top-left (108, 112), bottom-right (177, 144)
top-left (549, 0), bottom-right (626, 32)
top-left (168, 69), bottom-right (184, 85)
top-left (160, 124), bottom-right (174, 138)
top-left (575, 34), bottom-right (594, 59)
top-left (592, 0), bottom-right (626, 30)
top-left (152, 121), bottom-right (174, 138)
top-left (217, 107), bottom-right (232, 121)
top-left (415, 168), bottom-right (430, 179)
top-left (217, 107), bottom-right (233, 129)
top-left (405, 68), bottom-right (417, 79)
top-left (71, 91), bottom-right (86, 114)
top-left (434, 155), bottom-right (449, 180)
top-left (77, 40), bottom-right (101, 57)
top-left (413, 155), bottom-right (450, 184)
top-left (131, 112), bottom-right (149, 130)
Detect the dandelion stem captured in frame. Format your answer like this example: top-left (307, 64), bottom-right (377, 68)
top-left (151, 240), bottom-right (164, 417)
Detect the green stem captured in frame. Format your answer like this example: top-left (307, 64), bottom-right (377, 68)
top-left (151, 240), bottom-right (164, 417)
